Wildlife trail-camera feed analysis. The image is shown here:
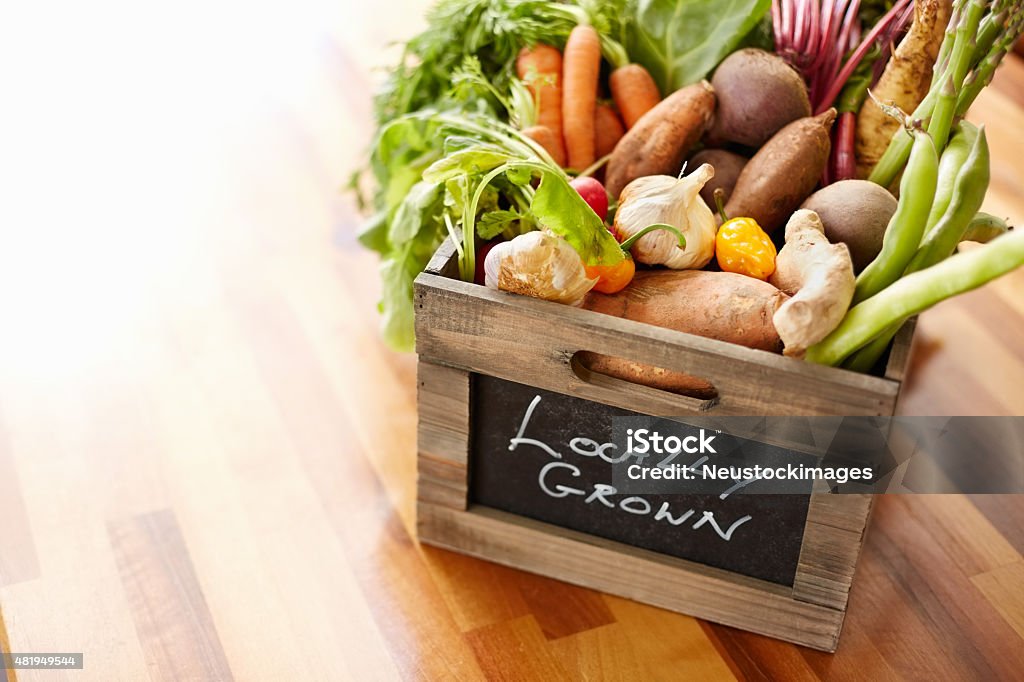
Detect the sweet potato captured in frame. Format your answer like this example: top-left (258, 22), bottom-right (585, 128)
top-left (605, 81), bottom-right (716, 199)
top-left (724, 109), bottom-right (836, 234)
top-left (580, 270), bottom-right (787, 397)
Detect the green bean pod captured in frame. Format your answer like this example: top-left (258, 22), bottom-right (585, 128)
top-left (962, 212), bottom-right (1010, 243)
top-left (807, 230), bottom-right (1024, 367)
top-left (906, 126), bottom-right (990, 274)
top-left (924, 122), bottom-right (979, 234)
top-left (854, 130), bottom-right (939, 305)
top-left (843, 126), bottom-right (991, 372)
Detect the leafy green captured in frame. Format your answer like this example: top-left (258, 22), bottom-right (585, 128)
top-left (624, 0), bottom-right (772, 93)
top-left (531, 174), bottom-right (624, 266)
top-left (355, 1), bottom-right (631, 352)
top-left (477, 209), bottom-right (534, 239)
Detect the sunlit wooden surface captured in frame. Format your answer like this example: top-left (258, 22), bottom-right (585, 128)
top-left (1, 3), bottom-right (1023, 680)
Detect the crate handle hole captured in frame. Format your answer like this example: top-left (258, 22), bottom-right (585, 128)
top-left (571, 351), bottom-right (720, 408)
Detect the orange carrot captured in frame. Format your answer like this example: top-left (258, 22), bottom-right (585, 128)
top-left (594, 104), bottom-right (625, 158)
top-left (562, 25), bottom-right (602, 170)
top-left (516, 45), bottom-right (565, 165)
top-left (610, 64), bottom-right (662, 129)
top-left (521, 125), bottom-right (566, 167)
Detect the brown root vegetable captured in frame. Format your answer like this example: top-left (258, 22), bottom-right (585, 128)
top-left (581, 269), bottom-right (787, 396)
top-left (688, 149), bottom-right (748, 206)
top-left (584, 269), bottom-right (786, 350)
top-left (769, 210), bottom-right (856, 357)
top-left (855, 0), bottom-right (952, 178)
top-left (724, 109), bottom-right (836, 234)
top-left (707, 48), bottom-right (811, 148)
top-left (801, 179), bottom-right (898, 272)
top-left (605, 81), bottom-right (716, 199)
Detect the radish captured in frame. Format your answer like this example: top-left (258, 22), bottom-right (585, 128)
top-left (474, 240), bottom-right (501, 285)
top-left (570, 176), bottom-right (609, 222)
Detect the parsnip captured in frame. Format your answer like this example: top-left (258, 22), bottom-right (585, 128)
top-left (855, 0), bottom-right (953, 179)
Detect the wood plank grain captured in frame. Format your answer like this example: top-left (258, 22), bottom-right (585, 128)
top-left (705, 626), bottom-right (819, 681)
top-left (836, 531), bottom-right (976, 680)
top-left (603, 596), bottom-right (736, 681)
top-left (420, 545), bottom-right (533, 633)
top-left (968, 495), bottom-right (1024, 556)
top-left (0, 604), bottom-right (14, 682)
top-left (869, 496), bottom-right (1024, 680)
top-left (464, 616), bottom-right (570, 681)
top-left (547, 621), bottom-right (647, 681)
top-left (0, 410), bottom-right (39, 586)
top-left (516, 578), bottom-right (615, 641)
top-left (108, 509), bottom-right (234, 682)
top-left (910, 495), bottom-right (1020, 577)
top-left (224, 292), bottom-right (483, 680)
top-left (970, 561), bottom-right (1024, 640)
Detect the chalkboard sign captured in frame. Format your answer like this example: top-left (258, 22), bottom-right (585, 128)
top-left (470, 375), bottom-right (812, 586)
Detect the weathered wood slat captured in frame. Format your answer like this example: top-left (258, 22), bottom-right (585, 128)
top-left (418, 362), bottom-right (470, 465)
top-left (415, 272), bottom-right (901, 417)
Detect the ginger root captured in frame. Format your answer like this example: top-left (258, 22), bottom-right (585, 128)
top-left (769, 210), bottom-right (856, 357)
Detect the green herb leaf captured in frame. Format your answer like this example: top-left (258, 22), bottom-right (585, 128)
top-left (477, 209), bottom-right (524, 239)
top-left (389, 181), bottom-right (444, 245)
top-left (625, 0), bottom-right (772, 93)
top-left (531, 174), bottom-right (624, 266)
top-left (505, 166), bottom-right (533, 186)
top-left (422, 145), bottom-right (515, 184)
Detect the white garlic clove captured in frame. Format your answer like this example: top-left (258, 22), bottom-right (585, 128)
top-left (484, 241), bottom-right (512, 289)
top-left (485, 231), bottom-right (597, 306)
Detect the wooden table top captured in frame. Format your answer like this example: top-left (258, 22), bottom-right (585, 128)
top-left (2, 3), bottom-right (1023, 680)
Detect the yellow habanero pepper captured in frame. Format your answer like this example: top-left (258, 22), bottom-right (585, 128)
top-left (710, 190), bottom-right (776, 281)
top-left (715, 216), bottom-right (777, 280)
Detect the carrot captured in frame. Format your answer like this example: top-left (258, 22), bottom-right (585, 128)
top-left (610, 64), bottom-right (662, 129)
top-left (594, 104), bottom-right (625, 159)
top-left (562, 25), bottom-right (602, 171)
top-left (516, 44), bottom-right (566, 166)
top-left (521, 125), bottom-right (566, 167)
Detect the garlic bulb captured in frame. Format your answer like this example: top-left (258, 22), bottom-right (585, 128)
top-left (613, 164), bottom-right (718, 269)
top-left (484, 231), bottom-right (597, 306)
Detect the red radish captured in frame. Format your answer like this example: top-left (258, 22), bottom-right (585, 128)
top-left (474, 240), bottom-right (501, 285)
top-left (570, 176), bottom-right (609, 221)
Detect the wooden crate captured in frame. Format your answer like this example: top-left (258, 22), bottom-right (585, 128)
top-left (413, 239), bottom-right (915, 652)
